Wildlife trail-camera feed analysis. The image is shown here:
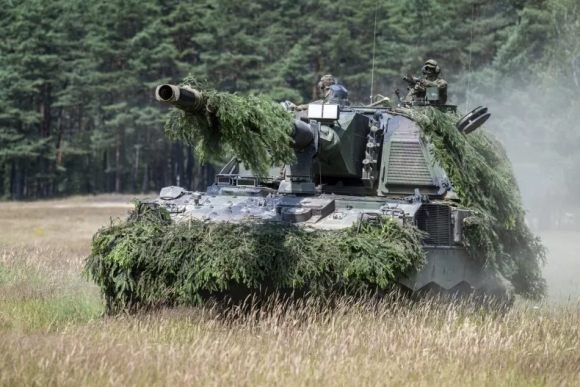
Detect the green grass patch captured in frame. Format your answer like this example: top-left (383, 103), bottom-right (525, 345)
top-left (0, 295), bottom-right (102, 333)
top-left (0, 266), bottom-right (9, 285)
top-left (0, 266), bottom-right (38, 287)
top-left (1, 264), bottom-right (103, 333)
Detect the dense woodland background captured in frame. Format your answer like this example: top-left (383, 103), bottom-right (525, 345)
top-left (0, 0), bottom-right (578, 220)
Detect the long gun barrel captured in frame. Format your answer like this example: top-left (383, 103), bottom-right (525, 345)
top-left (156, 83), bottom-right (316, 151)
top-left (155, 84), bottom-right (205, 113)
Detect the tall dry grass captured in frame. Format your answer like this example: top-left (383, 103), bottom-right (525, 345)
top-left (0, 196), bottom-right (579, 386)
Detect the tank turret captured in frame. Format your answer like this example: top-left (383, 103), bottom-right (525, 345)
top-left (154, 83), bottom-right (458, 199)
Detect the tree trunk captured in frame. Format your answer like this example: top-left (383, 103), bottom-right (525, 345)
top-left (38, 83), bottom-right (52, 198)
top-left (171, 142), bottom-right (179, 186)
top-left (198, 163), bottom-right (206, 191)
top-left (103, 150), bottom-right (113, 192)
top-left (115, 128), bottom-right (123, 193)
top-left (9, 162), bottom-right (15, 200)
top-left (163, 142), bottom-right (171, 187)
top-left (177, 142), bottom-right (184, 187)
top-left (186, 146), bottom-right (195, 190)
top-left (133, 145), bottom-right (140, 193)
top-left (311, 55), bottom-right (324, 101)
top-left (0, 163), bottom-right (6, 198)
top-left (207, 164), bottom-right (215, 187)
top-left (56, 107), bottom-right (64, 167)
top-left (142, 163), bottom-right (149, 193)
top-left (15, 161), bottom-right (24, 201)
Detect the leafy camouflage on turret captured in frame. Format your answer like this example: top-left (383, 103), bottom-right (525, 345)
top-left (163, 76), bottom-right (296, 176)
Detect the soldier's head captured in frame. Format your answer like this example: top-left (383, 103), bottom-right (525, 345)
top-left (318, 74), bottom-right (337, 94)
top-left (422, 59), bottom-right (441, 78)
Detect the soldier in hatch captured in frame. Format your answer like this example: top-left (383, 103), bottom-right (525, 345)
top-left (290, 74), bottom-right (337, 111)
top-left (404, 59), bottom-right (448, 105)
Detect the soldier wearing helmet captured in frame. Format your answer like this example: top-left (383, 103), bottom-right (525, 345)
top-left (405, 59), bottom-right (448, 105)
top-left (290, 74), bottom-right (337, 111)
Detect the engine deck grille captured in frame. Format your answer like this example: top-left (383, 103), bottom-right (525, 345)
top-left (386, 141), bottom-right (433, 186)
top-left (416, 204), bottom-right (452, 246)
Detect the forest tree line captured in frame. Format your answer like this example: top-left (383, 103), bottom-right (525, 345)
top-left (0, 0), bottom-right (578, 200)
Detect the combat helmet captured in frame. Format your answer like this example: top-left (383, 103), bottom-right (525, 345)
top-left (422, 59), bottom-right (441, 76)
top-left (318, 74), bottom-right (337, 91)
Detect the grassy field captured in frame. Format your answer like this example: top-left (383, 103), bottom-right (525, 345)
top-left (1, 196), bottom-right (579, 386)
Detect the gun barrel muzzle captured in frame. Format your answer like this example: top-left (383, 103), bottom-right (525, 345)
top-left (155, 84), bottom-right (205, 112)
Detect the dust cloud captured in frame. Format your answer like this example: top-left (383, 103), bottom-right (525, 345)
top-left (468, 83), bottom-right (580, 303)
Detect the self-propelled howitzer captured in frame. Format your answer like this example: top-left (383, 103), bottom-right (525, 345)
top-left (149, 82), bottom-right (515, 304)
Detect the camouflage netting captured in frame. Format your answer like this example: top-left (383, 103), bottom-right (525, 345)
top-left (403, 107), bottom-right (547, 299)
top-left (85, 80), bottom-right (546, 314)
top-left (85, 203), bottom-right (426, 315)
top-left (163, 76), bottom-right (296, 176)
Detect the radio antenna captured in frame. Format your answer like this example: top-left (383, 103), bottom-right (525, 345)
top-left (369, 0), bottom-right (379, 104)
top-left (465, 2), bottom-right (475, 113)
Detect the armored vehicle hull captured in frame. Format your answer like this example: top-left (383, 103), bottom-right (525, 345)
top-left (153, 188), bottom-right (509, 300)
top-left (148, 94), bottom-right (513, 303)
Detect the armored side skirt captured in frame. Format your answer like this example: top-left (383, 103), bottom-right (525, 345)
top-left (399, 246), bottom-right (513, 301)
